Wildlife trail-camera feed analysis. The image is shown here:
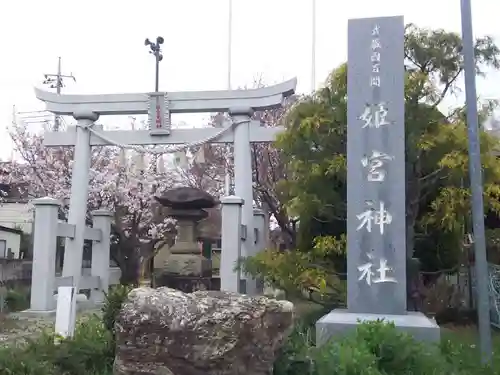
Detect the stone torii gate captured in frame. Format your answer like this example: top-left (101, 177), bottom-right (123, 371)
top-left (34, 79), bottom-right (296, 295)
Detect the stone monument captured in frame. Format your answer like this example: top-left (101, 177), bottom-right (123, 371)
top-left (153, 186), bottom-right (216, 291)
top-left (316, 15), bottom-right (440, 344)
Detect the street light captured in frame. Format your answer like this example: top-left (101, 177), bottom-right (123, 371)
top-left (145, 36), bottom-right (164, 92)
top-left (460, 0), bottom-right (493, 363)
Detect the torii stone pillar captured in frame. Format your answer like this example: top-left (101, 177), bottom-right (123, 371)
top-left (220, 196), bottom-right (244, 293)
top-left (229, 107), bottom-right (256, 294)
top-left (62, 111), bottom-right (100, 292)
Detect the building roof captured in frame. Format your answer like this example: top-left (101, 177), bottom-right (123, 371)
top-left (0, 225), bottom-right (23, 235)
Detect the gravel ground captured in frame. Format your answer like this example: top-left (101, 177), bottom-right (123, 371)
top-left (0, 308), bottom-right (101, 347)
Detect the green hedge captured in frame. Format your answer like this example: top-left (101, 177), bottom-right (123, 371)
top-left (274, 315), bottom-right (498, 375)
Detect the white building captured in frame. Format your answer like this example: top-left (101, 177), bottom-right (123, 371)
top-left (0, 225), bottom-right (23, 259)
top-left (0, 182), bottom-right (33, 233)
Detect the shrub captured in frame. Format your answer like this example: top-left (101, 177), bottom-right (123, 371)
top-left (0, 315), bottom-right (114, 375)
top-left (274, 316), bottom-right (497, 375)
top-left (419, 276), bottom-right (476, 326)
top-left (273, 319), bottom-right (315, 375)
top-left (273, 307), bottom-right (330, 375)
top-left (102, 284), bottom-right (133, 335)
top-left (314, 337), bottom-right (382, 375)
top-left (241, 235), bottom-right (348, 308)
top-left (349, 321), bottom-right (447, 375)
top-left (0, 285), bottom-right (132, 375)
top-left (5, 286), bottom-right (30, 312)
top-left (420, 276), bottom-right (464, 315)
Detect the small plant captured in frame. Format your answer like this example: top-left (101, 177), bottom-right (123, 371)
top-left (273, 320), bottom-right (315, 375)
top-left (273, 307), bottom-right (331, 375)
top-left (102, 284), bottom-right (133, 335)
top-left (5, 286), bottom-right (30, 312)
top-left (349, 320), bottom-right (446, 375)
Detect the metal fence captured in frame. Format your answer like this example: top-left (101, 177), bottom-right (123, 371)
top-left (457, 263), bottom-right (500, 328)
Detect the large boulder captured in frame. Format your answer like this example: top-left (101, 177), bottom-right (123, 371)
top-left (113, 287), bottom-right (295, 375)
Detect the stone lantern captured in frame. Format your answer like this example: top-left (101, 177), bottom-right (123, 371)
top-left (153, 187), bottom-right (217, 291)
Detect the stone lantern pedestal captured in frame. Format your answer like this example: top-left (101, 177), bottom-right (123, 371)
top-left (154, 208), bottom-right (211, 277)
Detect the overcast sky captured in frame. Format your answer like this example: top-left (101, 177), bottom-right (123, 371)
top-left (0, 0), bottom-right (499, 160)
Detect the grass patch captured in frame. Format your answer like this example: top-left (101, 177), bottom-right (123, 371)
top-left (440, 325), bottom-right (500, 368)
top-left (442, 324), bottom-right (500, 345)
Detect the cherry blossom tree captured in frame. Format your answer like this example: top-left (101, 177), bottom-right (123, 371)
top-left (90, 152), bottom-right (180, 283)
top-left (251, 99), bottom-right (298, 248)
top-left (2, 118), bottom-right (180, 284)
top-left (175, 143), bottom-right (227, 197)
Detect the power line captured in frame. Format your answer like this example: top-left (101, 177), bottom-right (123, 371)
top-left (42, 57), bottom-right (76, 131)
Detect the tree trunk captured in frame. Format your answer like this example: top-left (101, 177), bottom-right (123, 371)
top-left (119, 258), bottom-right (139, 286)
top-left (116, 246), bottom-right (140, 286)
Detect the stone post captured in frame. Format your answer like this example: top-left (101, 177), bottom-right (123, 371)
top-left (30, 197), bottom-right (59, 312)
top-left (220, 195), bottom-right (243, 293)
top-left (230, 107), bottom-right (255, 294)
top-left (90, 209), bottom-right (113, 304)
top-left (62, 111), bottom-right (99, 292)
top-left (55, 285), bottom-right (76, 339)
top-left (253, 208), bottom-right (266, 294)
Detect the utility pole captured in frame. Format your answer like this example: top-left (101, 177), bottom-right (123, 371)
top-left (144, 37), bottom-right (164, 92)
top-left (460, 0), bottom-right (492, 363)
top-left (43, 57), bottom-right (76, 131)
